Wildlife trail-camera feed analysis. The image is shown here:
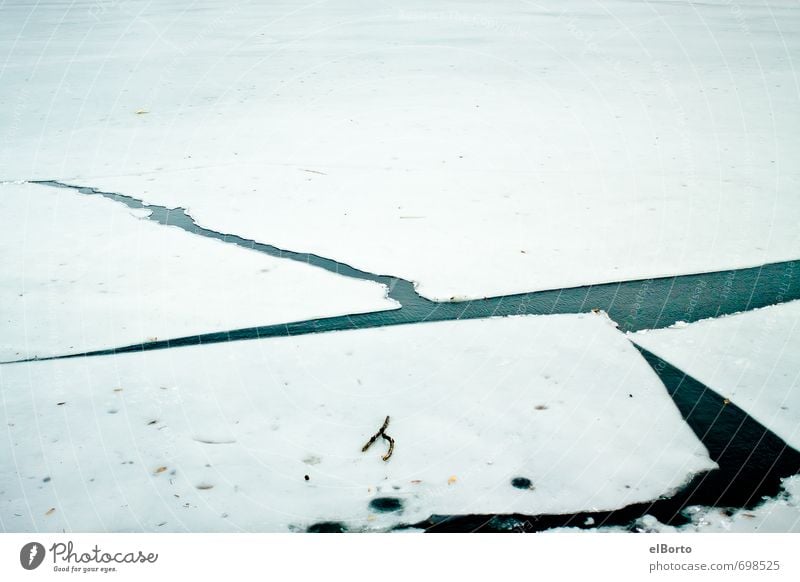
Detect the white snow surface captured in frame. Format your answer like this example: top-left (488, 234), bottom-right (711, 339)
top-left (631, 300), bottom-right (800, 451)
top-left (2, 0), bottom-right (799, 300)
top-left (0, 313), bottom-right (715, 532)
top-left (0, 181), bottom-right (396, 361)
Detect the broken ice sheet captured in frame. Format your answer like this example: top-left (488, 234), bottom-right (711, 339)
top-left (631, 300), bottom-right (800, 451)
top-left (3, 1), bottom-right (798, 300)
top-left (0, 313), bottom-right (714, 532)
top-left (0, 182), bottom-right (397, 360)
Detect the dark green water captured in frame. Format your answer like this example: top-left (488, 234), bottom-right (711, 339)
top-left (16, 180), bottom-right (800, 363)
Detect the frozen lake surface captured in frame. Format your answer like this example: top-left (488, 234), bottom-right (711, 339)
top-left (1, 0), bottom-right (799, 532)
top-left (0, 314), bottom-right (714, 532)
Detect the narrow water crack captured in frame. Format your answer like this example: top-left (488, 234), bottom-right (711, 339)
top-left (2, 179), bottom-right (798, 365)
top-left (29, 179), bottom-right (420, 306)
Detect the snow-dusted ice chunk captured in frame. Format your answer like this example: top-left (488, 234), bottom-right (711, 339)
top-left (0, 182), bottom-right (397, 360)
top-left (631, 300), bottom-right (800, 451)
top-left (3, 1), bottom-right (798, 299)
top-left (0, 313), bottom-right (715, 532)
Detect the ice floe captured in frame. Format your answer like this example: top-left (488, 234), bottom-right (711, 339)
top-left (631, 300), bottom-right (800, 451)
top-left (0, 182), bottom-right (396, 360)
top-left (0, 313), bottom-right (714, 532)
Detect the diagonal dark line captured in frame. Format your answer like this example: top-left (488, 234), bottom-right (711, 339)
top-left (2, 179), bottom-right (798, 366)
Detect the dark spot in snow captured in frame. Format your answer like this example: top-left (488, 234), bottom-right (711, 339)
top-left (147, 420), bottom-right (157, 425)
top-left (511, 477), bottom-right (534, 490)
top-left (629, 394), bottom-right (633, 398)
top-left (108, 409), bottom-right (118, 414)
top-left (56, 402), bottom-right (66, 406)
top-left (43, 477), bottom-right (51, 483)
top-left (307, 521), bottom-right (347, 533)
top-left (369, 497), bottom-right (404, 513)
top-left (196, 483), bottom-right (214, 490)
top-left (534, 405), bottom-right (548, 411)
top-left (304, 475), bottom-right (310, 481)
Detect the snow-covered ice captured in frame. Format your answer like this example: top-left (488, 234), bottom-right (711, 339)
top-left (0, 313), bottom-right (715, 532)
top-left (631, 300), bottom-right (800, 451)
top-left (0, 181), bottom-right (396, 361)
top-left (1, 0), bottom-right (796, 537)
top-left (1, 0), bottom-right (798, 300)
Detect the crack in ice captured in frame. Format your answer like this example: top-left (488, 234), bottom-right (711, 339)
top-left (0, 179), bottom-right (798, 365)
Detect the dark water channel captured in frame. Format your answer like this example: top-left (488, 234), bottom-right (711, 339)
top-left (19, 180), bottom-right (800, 533)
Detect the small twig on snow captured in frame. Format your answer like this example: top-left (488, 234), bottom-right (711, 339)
top-left (381, 433), bottom-right (395, 461)
top-left (361, 415), bottom-right (394, 461)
